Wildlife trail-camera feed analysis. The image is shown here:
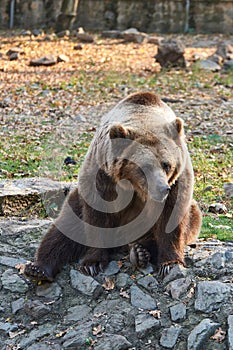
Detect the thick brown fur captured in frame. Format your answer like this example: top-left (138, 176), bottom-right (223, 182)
top-left (24, 92), bottom-right (202, 281)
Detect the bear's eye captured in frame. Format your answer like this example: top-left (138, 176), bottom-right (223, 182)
top-left (162, 162), bottom-right (171, 174)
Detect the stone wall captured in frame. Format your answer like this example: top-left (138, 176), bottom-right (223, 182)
top-left (0, 0), bottom-right (233, 34)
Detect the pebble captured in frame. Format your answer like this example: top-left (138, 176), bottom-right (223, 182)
top-left (19, 324), bottom-right (56, 348)
top-left (135, 313), bottom-right (160, 334)
top-left (1, 269), bottom-right (29, 293)
top-left (170, 302), bottom-right (187, 322)
top-left (187, 318), bottom-right (219, 350)
top-left (166, 277), bottom-right (191, 300)
top-left (70, 269), bottom-right (103, 298)
top-left (11, 297), bottom-right (25, 314)
top-left (65, 304), bottom-right (92, 322)
top-left (194, 280), bottom-right (231, 312)
top-left (102, 260), bottom-right (120, 275)
top-left (130, 285), bottom-right (157, 310)
top-left (36, 282), bottom-right (62, 300)
top-left (137, 275), bottom-right (159, 291)
top-left (197, 59), bottom-right (221, 71)
top-left (94, 334), bottom-right (132, 350)
top-left (160, 325), bottom-right (182, 348)
top-left (228, 315), bottom-right (233, 350)
top-left (163, 264), bottom-right (187, 284)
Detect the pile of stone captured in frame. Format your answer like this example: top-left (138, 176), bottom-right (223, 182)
top-left (0, 178), bottom-right (232, 349)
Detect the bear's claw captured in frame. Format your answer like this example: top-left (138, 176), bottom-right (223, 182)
top-left (79, 262), bottom-right (104, 277)
top-left (158, 261), bottom-right (184, 278)
top-left (129, 243), bottom-right (150, 268)
top-left (24, 263), bottom-right (54, 282)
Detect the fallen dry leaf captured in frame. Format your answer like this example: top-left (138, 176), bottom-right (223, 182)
top-left (210, 328), bottom-right (226, 343)
top-left (149, 310), bottom-right (161, 319)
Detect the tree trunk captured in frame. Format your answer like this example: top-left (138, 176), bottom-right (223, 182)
top-left (56, 0), bottom-right (79, 32)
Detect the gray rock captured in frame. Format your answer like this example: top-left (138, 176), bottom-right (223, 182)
top-left (21, 29), bottom-right (31, 36)
top-left (138, 263), bottom-right (154, 275)
top-left (25, 299), bottom-right (51, 318)
top-left (163, 264), bottom-right (187, 284)
top-left (135, 313), bottom-right (160, 334)
top-left (225, 250), bottom-right (233, 262)
top-left (224, 182), bottom-right (233, 198)
top-left (9, 52), bottom-right (19, 60)
top-left (155, 38), bottom-right (186, 68)
top-left (76, 32), bottom-right (95, 43)
top-left (187, 318), bottom-right (219, 350)
top-left (198, 59), bottom-right (221, 72)
top-left (94, 299), bottom-right (132, 315)
top-left (166, 277), bottom-right (191, 300)
top-left (160, 325), bottom-right (181, 348)
top-left (57, 54), bottom-right (69, 63)
top-left (101, 30), bottom-right (123, 39)
top-left (116, 272), bottom-right (132, 288)
top-left (208, 54), bottom-right (224, 65)
top-left (94, 333), bottom-right (132, 350)
top-left (137, 275), bottom-right (158, 291)
top-left (130, 285), bottom-right (157, 310)
top-left (228, 315), bottom-right (233, 350)
top-left (11, 297), bottom-right (25, 314)
top-left (147, 36), bottom-right (163, 44)
top-left (0, 321), bottom-right (18, 334)
top-left (0, 256), bottom-right (27, 268)
top-left (56, 30), bottom-right (70, 37)
top-left (1, 269), bottom-right (28, 293)
top-left (102, 260), bottom-right (120, 275)
top-left (70, 269), bottom-right (103, 299)
top-left (27, 343), bottom-right (61, 350)
top-left (19, 324), bottom-right (56, 348)
top-left (224, 59), bottom-right (233, 70)
top-left (123, 28), bottom-right (147, 43)
top-left (105, 313), bottom-right (126, 333)
top-left (62, 321), bottom-right (92, 348)
top-left (215, 43), bottom-right (233, 60)
top-left (31, 29), bottom-right (44, 37)
top-left (194, 281), bottom-right (231, 312)
top-left (30, 55), bottom-right (57, 67)
top-left (36, 282), bottom-right (62, 300)
top-left (170, 303), bottom-right (187, 322)
top-left (0, 177), bottom-right (71, 217)
top-left (6, 47), bottom-right (24, 56)
top-left (207, 252), bottom-right (225, 269)
top-left (208, 203), bottom-right (227, 214)
top-left (65, 304), bottom-right (91, 322)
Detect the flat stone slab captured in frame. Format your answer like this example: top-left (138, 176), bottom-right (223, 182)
top-left (0, 177), bottom-right (75, 217)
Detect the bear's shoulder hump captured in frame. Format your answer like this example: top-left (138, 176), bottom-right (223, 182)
top-left (123, 92), bottom-right (162, 107)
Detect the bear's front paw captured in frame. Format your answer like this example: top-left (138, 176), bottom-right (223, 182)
top-left (24, 262), bottom-right (54, 282)
top-left (79, 262), bottom-right (105, 277)
top-left (158, 261), bottom-right (184, 278)
top-left (129, 243), bottom-right (150, 269)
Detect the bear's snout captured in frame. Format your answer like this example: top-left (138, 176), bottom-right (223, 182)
top-left (148, 183), bottom-right (171, 202)
top-left (160, 184), bottom-right (171, 196)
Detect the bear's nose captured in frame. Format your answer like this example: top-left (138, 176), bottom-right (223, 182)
top-left (160, 185), bottom-right (171, 196)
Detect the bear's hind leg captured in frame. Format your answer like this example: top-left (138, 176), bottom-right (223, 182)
top-left (24, 225), bottom-right (86, 281)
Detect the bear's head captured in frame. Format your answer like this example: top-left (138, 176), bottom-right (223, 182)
top-left (108, 118), bottom-right (186, 203)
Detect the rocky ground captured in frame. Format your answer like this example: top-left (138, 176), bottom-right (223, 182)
top-left (0, 215), bottom-right (232, 350)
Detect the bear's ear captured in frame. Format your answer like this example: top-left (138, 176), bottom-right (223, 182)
top-left (174, 117), bottom-right (184, 136)
top-left (109, 124), bottom-right (135, 139)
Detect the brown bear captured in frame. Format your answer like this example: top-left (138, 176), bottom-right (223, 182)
top-left (24, 92), bottom-right (202, 282)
